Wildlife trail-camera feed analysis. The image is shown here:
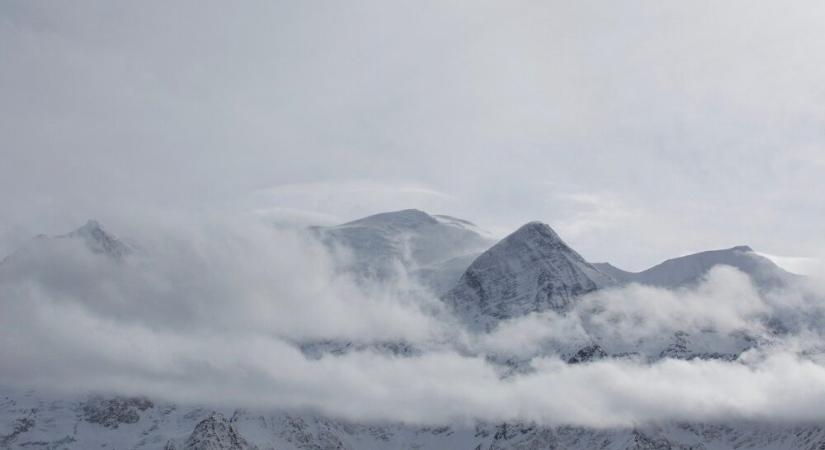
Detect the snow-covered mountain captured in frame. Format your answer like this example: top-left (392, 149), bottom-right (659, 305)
top-left (63, 219), bottom-right (134, 258)
top-left (0, 212), bottom-right (819, 449)
top-left (310, 209), bottom-right (494, 294)
top-left (0, 219), bottom-right (132, 267)
top-left (4, 387), bottom-right (825, 450)
top-left (444, 221), bottom-right (615, 330)
top-left (594, 245), bottom-right (796, 290)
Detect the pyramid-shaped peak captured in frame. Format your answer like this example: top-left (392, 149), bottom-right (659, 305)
top-left (78, 219), bottom-right (103, 232)
top-left (68, 219), bottom-right (110, 238)
top-left (729, 245), bottom-right (753, 252)
top-left (492, 221), bottom-right (568, 252)
top-left (444, 220), bottom-right (614, 329)
top-left (64, 219), bottom-right (131, 258)
top-left (509, 221), bottom-right (562, 240)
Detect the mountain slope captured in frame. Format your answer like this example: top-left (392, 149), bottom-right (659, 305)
top-left (4, 388), bottom-right (825, 450)
top-left (168, 413), bottom-right (257, 450)
top-left (444, 222), bottom-right (614, 329)
top-left (63, 220), bottom-right (133, 258)
top-left (594, 245), bottom-right (796, 289)
top-left (310, 209), bottom-right (494, 294)
top-left (0, 220), bottom-right (132, 267)
top-left (1, 215), bottom-right (817, 449)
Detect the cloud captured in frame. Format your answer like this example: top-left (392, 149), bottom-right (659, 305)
top-left (580, 267), bottom-right (770, 341)
top-left (247, 180), bottom-right (457, 226)
top-left (2, 1), bottom-right (825, 427)
top-left (3, 1), bottom-right (825, 269)
top-left (6, 295), bottom-right (825, 428)
top-left (758, 252), bottom-right (825, 276)
top-left (0, 216), bottom-right (446, 343)
top-left (3, 216), bottom-right (825, 428)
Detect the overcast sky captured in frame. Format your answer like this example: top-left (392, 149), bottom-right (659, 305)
top-left (2, 1), bottom-right (825, 270)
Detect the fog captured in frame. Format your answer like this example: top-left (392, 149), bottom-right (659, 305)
top-left (2, 215), bottom-right (825, 427)
top-left (2, 1), bottom-right (825, 269)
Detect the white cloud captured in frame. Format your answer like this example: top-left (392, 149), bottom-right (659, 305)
top-left (3, 0), bottom-right (825, 429)
top-left (247, 180), bottom-right (457, 225)
top-left (3, 217), bottom-right (825, 428)
top-left (3, 1), bottom-right (825, 269)
top-left (0, 217), bottom-right (445, 343)
top-left (758, 252), bottom-right (825, 276)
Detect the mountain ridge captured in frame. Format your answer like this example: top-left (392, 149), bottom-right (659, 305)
top-left (0, 210), bottom-right (815, 450)
top-left (310, 209), bottom-right (495, 294)
top-left (594, 245), bottom-right (795, 289)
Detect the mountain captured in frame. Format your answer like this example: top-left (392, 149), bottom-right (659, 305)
top-left (4, 387), bottom-right (825, 450)
top-left (167, 413), bottom-right (256, 450)
top-left (310, 209), bottom-right (494, 294)
top-left (594, 245), bottom-right (796, 290)
top-left (444, 221), bottom-right (615, 330)
top-left (0, 219), bottom-right (132, 268)
top-left (0, 213), bottom-right (817, 449)
top-left (62, 219), bottom-right (133, 258)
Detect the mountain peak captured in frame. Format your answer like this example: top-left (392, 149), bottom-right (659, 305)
top-left (312, 210), bottom-right (493, 289)
top-left (341, 208), bottom-right (438, 228)
top-left (602, 245), bottom-right (791, 289)
top-left (67, 219), bottom-right (108, 240)
top-left (77, 219), bottom-right (103, 233)
top-left (444, 221), bottom-right (614, 329)
top-left (174, 412), bottom-right (255, 450)
top-left (64, 219), bottom-right (132, 258)
top-left (509, 221), bottom-right (562, 241)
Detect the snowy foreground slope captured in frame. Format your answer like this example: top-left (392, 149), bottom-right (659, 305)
top-left (0, 210), bottom-right (817, 449)
top-left (5, 387), bottom-right (825, 450)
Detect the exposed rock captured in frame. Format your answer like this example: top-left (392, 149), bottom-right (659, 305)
top-left (180, 413), bottom-right (257, 450)
top-left (444, 222), bottom-right (614, 330)
top-left (81, 396), bottom-right (153, 429)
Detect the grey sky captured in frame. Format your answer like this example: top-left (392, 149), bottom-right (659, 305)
top-left (2, 0), bottom-right (825, 270)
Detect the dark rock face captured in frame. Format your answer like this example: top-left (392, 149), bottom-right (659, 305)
top-left (298, 339), bottom-right (420, 359)
top-left (276, 414), bottom-right (348, 450)
top-left (487, 423), bottom-right (559, 450)
top-left (657, 332), bottom-right (742, 362)
top-left (567, 344), bottom-right (608, 364)
top-left (64, 220), bottom-right (133, 258)
top-left (444, 222), bottom-right (614, 330)
top-left (177, 413), bottom-right (257, 450)
top-left (81, 396), bottom-right (153, 429)
top-left (0, 412), bottom-right (35, 448)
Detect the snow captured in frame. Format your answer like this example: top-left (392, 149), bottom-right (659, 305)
top-left (594, 246), bottom-right (796, 290)
top-left (444, 221), bottom-right (615, 330)
top-left (1, 211), bottom-right (820, 449)
top-left (3, 387), bottom-right (824, 449)
top-left (310, 209), bottom-right (494, 294)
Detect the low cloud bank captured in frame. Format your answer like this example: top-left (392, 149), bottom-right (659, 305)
top-left (2, 216), bottom-right (825, 428)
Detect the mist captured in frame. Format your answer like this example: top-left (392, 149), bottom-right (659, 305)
top-left (2, 214), bottom-right (825, 428)
top-left (3, 2), bottom-right (825, 442)
top-left (2, 0), bottom-right (825, 269)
